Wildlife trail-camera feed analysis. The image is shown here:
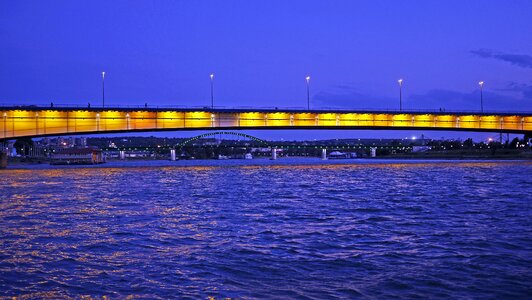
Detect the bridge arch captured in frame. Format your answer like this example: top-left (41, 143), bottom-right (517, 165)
top-left (177, 131), bottom-right (269, 148)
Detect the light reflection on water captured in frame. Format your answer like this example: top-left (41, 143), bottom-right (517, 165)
top-left (0, 159), bottom-right (531, 298)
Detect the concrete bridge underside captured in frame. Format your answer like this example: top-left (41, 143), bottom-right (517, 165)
top-left (1, 107), bottom-right (531, 140)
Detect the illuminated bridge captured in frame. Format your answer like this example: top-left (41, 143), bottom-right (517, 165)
top-left (1, 106), bottom-right (531, 140)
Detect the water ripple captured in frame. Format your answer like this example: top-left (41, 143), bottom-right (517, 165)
top-left (0, 159), bottom-right (531, 298)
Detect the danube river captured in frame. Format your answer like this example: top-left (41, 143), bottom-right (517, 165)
top-left (1, 159), bottom-right (531, 298)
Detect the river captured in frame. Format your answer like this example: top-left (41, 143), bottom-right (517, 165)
top-left (1, 158), bottom-right (531, 298)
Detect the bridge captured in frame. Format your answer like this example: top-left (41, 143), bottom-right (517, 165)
top-left (176, 131), bottom-right (270, 149)
top-left (101, 131), bottom-right (410, 161)
top-left (1, 106), bottom-right (531, 140)
top-left (104, 131), bottom-right (414, 154)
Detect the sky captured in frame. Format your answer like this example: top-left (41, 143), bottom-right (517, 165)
top-left (1, 0), bottom-right (531, 141)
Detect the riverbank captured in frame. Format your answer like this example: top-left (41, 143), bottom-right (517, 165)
top-left (6, 149), bottom-right (532, 167)
top-left (3, 157), bottom-right (531, 171)
top-left (381, 150), bottom-right (532, 160)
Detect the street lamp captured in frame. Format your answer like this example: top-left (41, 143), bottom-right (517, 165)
top-left (479, 81), bottom-right (484, 112)
top-left (102, 71), bottom-right (106, 108)
top-left (398, 78), bottom-right (403, 111)
top-left (210, 73), bottom-right (214, 109)
top-left (306, 76), bottom-right (311, 110)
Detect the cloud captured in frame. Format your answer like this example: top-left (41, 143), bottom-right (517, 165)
top-left (313, 85), bottom-right (396, 109)
top-left (409, 88), bottom-right (532, 111)
top-left (470, 49), bottom-right (532, 69)
top-left (314, 84), bottom-right (532, 112)
top-left (500, 81), bottom-right (532, 94)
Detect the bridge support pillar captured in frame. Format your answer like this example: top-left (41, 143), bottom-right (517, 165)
top-left (321, 148), bottom-right (327, 160)
top-left (119, 150), bottom-right (125, 160)
top-left (0, 149), bottom-right (7, 169)
top-left (170, 149), bottom-right (176, 161)
top-left (271, 148), bottom-right (277, 160)
top-left (370, 147), bottom-right (377, 158)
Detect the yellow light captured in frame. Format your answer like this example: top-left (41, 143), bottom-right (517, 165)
top-left (1, 108), bottom-right (530, 139)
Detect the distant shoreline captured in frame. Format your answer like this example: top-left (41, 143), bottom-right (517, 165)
top-left (3, 156), bottom-right (531, 171)
top-left (6, 150), bottom-right (532, 166)
top-left (374, 153), bottom-right (532, 160)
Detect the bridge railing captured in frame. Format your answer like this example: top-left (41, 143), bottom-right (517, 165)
top-left (1, 102), bottom-right (531, 115)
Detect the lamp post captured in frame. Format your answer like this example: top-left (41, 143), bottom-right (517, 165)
top-left (102, 71), bottom-right (105, 108)
top-left (479, 81), bottom-right (484, 112)
top-left (398, 78), bottom-right (403, 111)
top-left (210, 74), bottom-right (214, 109)
top-left (306, 76), bottom-right (311, 110)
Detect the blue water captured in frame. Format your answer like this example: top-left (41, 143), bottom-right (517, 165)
top-left (1, 159), bottom-right (531, 298)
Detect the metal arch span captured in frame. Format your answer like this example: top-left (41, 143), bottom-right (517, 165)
top-left (1, 106), bottom-right (532, 140)
top-left (177, 131), bottom-right (269, 148)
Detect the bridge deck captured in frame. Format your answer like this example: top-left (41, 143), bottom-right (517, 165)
top-left (1, 107), bottom-right (531, 139)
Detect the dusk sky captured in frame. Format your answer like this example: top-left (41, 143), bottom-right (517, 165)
top-left (1, 1), bottom-right (531, 140)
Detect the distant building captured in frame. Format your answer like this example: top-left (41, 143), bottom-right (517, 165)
top-left (7, 141), bottom-right (17, 157)
top-left (74, 137), bottom-right (87, 147)
top-left (193, 138), bottom-right (221, 146)
top-left (27, 144), bottom-right (46, 158)
top-left (251, 147), bottom-right (271, 154)
top-left (328, 151), bottom-right (349, 159)
top-left (57, 137), bottom-right (65, 147)
top-left (124, 150), bottom-right (152, 158)
top-left (412, 146), bottom-right (432, 152)
top-left (50, 148), bottom-right (105, 165)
